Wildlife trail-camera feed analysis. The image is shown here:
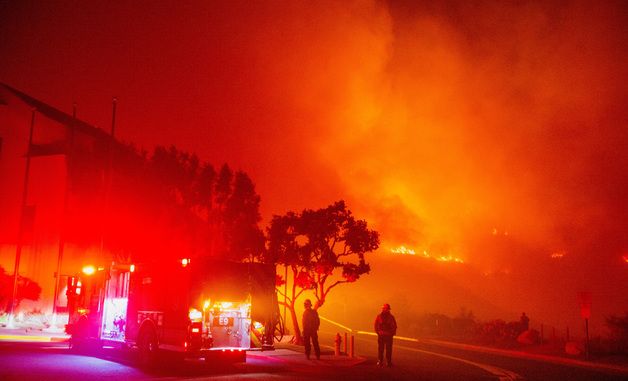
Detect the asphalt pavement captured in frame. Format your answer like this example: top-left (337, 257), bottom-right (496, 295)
top-left (247, 346), bottom-right (367, 367)
top-left (1, 326), bottom-right (628, 380)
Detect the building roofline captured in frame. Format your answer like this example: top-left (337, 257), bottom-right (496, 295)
top-left (0, 82), bottom-right (114, 142)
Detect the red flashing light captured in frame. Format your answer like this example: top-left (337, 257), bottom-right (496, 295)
top-left (181, 258), bottom-right (190, 267)
top-left (191, 327), bottom-right (200, 333)
top-left (130, 264), bottom-right (135, 273)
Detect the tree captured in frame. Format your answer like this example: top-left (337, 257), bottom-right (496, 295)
top-left (266, 200), bottom-right (379, 344)
top-left (223, 171), bottom-right (264, 260)
top-left (146, 147), bottom-right (264, 262)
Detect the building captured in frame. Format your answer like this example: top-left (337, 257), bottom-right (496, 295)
top-left (0, 83), bottom-right (129, 323)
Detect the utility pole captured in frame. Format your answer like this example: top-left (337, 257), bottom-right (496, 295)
top-left (110, 97), bottom-right (117, 138)
top-left (9, 109), bottom-right (36, 326)
top-left (99, 98), bottom-right (117, 261)
top-left (585, 318), bottom-right (590, 359)
top-left (52, 103), bottom-right (77, 324)
top-left (284, 265), bottom-right (287, 330)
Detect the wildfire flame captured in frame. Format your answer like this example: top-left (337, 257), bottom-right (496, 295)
top-left (390, 246), bottom-right (415, 255)
top-left (436, 255), bottom-right (464, 263)
top-left (390, 246), bottom-right (464, 264)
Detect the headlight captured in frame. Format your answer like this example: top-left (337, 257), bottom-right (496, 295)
top-left (189, 308), bottom-right (202, 321)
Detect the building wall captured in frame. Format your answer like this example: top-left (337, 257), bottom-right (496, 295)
top-left (0, 88), bottom-right (70, 315)
top-left (1, 85), bottom-right (209, 318)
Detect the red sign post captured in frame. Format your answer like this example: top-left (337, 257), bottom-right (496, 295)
top-left (578, 292), bottom-right (591, 359)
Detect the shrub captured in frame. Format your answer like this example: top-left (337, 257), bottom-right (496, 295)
top-left (474, 319), bottom-right (520, 347)
top-left (605, 313), bottom-right (628, 354)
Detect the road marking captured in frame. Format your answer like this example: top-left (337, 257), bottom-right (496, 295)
top-left (0, 335), bottom-right (65, 342)
top-left (393, 342), bottom-right (524, 381)
top-left (319, 316), bottom-right (353, 332)
top-left (320, 317), bottom-right (523, 380)
top-left (347, 333), bottom-right (523, 380)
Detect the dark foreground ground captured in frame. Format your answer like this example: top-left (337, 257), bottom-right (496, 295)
top-left (1, 330), bottom-right (627, 381)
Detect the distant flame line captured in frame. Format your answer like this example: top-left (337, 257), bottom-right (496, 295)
top-left (389, 246), bottom-right (464, 264)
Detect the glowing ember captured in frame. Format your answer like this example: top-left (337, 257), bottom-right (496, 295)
top-left (492, 228), bottom-right (509, 236)
top-left (551, 251), bottom-right (566, 259)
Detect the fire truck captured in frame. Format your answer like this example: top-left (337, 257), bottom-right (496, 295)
top-left (65, 257), bottom-right (280, 365)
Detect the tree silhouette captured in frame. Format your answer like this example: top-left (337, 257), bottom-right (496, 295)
top-left (267, 200), bottom-right (379, 344)
top-left (224, 171), bottom-right (264, 260)
top-left (147, 146), bottom-right (264, 261)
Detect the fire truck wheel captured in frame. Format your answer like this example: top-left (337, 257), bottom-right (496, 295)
top-left (137, 327), bottom-right (159, 368)
top-left (69, 337), bottom-right (81, 352)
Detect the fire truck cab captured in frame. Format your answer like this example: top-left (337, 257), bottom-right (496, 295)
top-left (66, 258), bottom-right (278, 365)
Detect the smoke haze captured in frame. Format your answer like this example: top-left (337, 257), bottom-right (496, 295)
top-left (1, 0), bottom-right (626, 330)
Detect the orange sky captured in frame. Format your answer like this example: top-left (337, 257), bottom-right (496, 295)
top-left (1, 0), bottom-right (626, 327)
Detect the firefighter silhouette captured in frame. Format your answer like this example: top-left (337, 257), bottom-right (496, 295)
top-left (302, 299), bottom-right (321, 360)
top-left (114, 315), bottom-right (126, 334)
top-left (375, 303), bottom-right (397, 367)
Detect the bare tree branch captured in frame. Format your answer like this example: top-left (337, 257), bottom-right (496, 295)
top-left (325, 280), bottom-right (348, 295)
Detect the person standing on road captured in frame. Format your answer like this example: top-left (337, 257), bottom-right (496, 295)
top-left (375, 303), bottom-right (397, 367)
top-left (302, 299), bottom-right (321, 360)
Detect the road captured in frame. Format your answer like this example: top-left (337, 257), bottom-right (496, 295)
top-left (0, 336), bottom-right (626, 380)
top-left (324, 330), bottom-right (626, 381)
